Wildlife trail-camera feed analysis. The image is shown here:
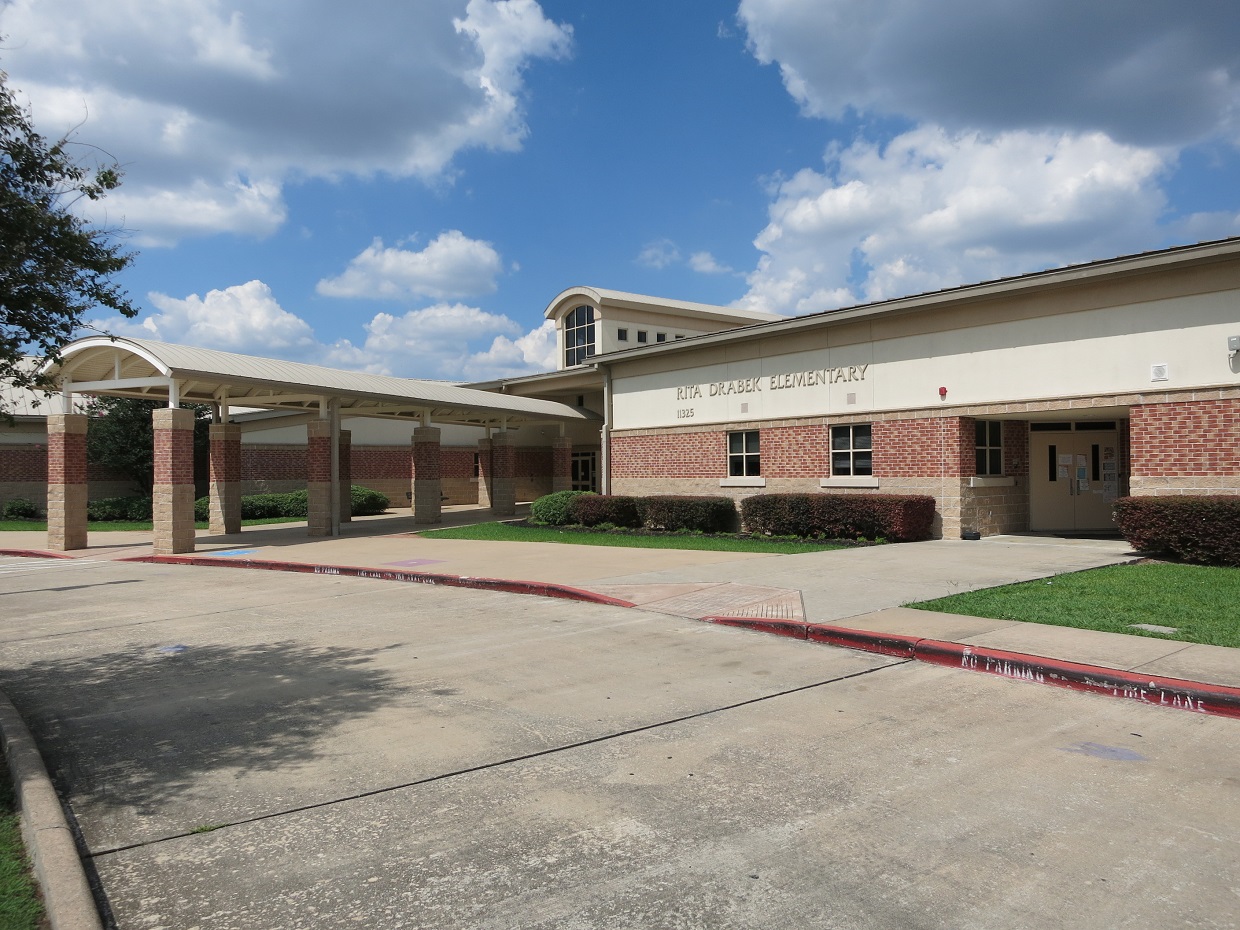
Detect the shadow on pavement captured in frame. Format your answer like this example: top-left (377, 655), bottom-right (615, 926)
top-left (1, 639), bottom-right (408, 820)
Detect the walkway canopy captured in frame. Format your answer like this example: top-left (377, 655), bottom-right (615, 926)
top-left (44, 336), bottom-right (598, 429)
top-left (40, 336), bottom-right (599, 553)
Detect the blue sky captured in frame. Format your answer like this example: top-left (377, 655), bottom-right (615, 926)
top-left (3, 0), bottom-right (1239, 380)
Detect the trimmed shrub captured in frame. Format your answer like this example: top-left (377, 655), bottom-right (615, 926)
top-left (531, 490), bottom-right (593, 525)
top-left (350, 486), bottom-right (389, 516)
top-left (1113, 496), bottom-right (1240, 566)
top-left (741, 493), bottom-right (935, 542)
top-left (192, 486), bottom-right (389, 524)
top-left (639, 495), bottom-right (738, 533)
top-left (86, 496), bottom-right (152, 522)
top-left (570, 494), bottom-right (642, 528)
top-left (2, 497), bottom-right (42, 521)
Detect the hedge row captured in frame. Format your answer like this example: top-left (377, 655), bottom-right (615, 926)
top-left (192, 486), bottom-right (390, 521)
top-left (1112, 496), bottom-right (1240, 566)
top-left (530, 491), bottom-right (738, 533)
top-left (530, 490), bottom-right (934, 540)
top-left (741, 493), bottom-right (935, 542)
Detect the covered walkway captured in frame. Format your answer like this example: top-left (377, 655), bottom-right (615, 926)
top-left (41, 337), bottom-right (598, 554)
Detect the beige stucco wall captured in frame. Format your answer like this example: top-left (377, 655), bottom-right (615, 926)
top-left (609, 282), bottom-right (1240, 432)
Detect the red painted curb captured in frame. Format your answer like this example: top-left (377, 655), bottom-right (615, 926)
top-left (912, 638), bottom-right (1240, 720)
top-left (125, 554), bottom-right (638, 609)
top-left (702, 616), bottom-right (810, 640)
top-left (0, 548), bottom-right (76, 560)
top-left (806, 624), bottom-right (919, 658)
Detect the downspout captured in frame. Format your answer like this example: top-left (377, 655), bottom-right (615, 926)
top-left (598, 362), bottom-right (612, 495)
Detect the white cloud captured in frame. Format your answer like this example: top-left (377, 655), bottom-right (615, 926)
top-left (738, 0), bottom-right (1240, 146)
top-left (636, 239), bottom-right (681, 269)
top-left (739, 127), bottom-right (1171, 314)
top-left (96, 280), bottom-right (318, 352)
top-left (0, 0), bottom-right (573, 243)
top-left (317, 231), bottom-right (504, 301)
top-left (86, 281), bottom-right (557, 380)
top-left (732, 0), bottom-right (1240, 313)
top-left (688, 251), bottom-right (734, 275)
top-left (462, 319), bottom-right (558, 380)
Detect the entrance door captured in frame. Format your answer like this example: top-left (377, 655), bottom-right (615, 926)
top-left (571, 452), bottom-right (597, 492)
top-left (1029, 426), bottom-right (1121, 532)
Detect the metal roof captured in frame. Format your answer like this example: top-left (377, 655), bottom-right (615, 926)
top-left (587, 235), bottom-right (1240, 366)
top-left (543, 285), bottom-right (784, 323)
top-left (45, 337), bottom-right (599, 427)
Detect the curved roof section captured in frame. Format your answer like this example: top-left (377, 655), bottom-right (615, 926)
top-left (46, 337), bottom-right (598, 427)
top-left (543, 286), bottom-right (784, 324)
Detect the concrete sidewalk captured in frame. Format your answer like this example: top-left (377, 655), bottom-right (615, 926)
top-left (4, 508), bottom-right (1238, 699)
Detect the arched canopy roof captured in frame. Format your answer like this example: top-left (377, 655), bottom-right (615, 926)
top-left (45, 337), bottom-right (599, 428)
top-left (543, 286), bottom-right (783, 325)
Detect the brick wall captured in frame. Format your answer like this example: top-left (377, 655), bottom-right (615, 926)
top-left (241, 443), bottom-right (483, 505)
top-left (873, 417), bottom-right (972, 477)
top-left (611, 430), bottom-right (727, 478)
top-left (1130, 398), bottom-right (1240, 495)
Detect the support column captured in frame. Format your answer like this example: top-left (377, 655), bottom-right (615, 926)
top-left (551, 436), bottom-right (573, 493)
top-left (489, 431), bottom-right (516, 516)
top-left (337, 429), bottom-right (352, 524)
top-left (476, 438), bottom-right (493, 508)
top-left (46, 413), bottom-right (88, 551)
top-left (411, 426), bottom-right (442, 524)
top-left (307, 419), bottom-right (333, 537)
top-left (153, 408), bottom-right (196, 555)
top-left (208, 423), bottom-right (242, 535)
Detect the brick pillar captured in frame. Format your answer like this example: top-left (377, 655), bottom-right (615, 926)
top-left (307, 419), bottom-right (333, 537)
top-left (153, 408), bottom-right (196, 555)
top-left (551, 437), bottom-right (573, 493)
top-left (476, 438), bottom-right (493, 508)
top-left (337, 429), bottom-right (352, 524)
top-left (489, 431), bottom-right (516, 516)
top-left (46, 413), bottom-right (88, 551)
top-left (411, 426), bottom-right (442, 524)
top-left (208, 423), bottom-right (242, 535)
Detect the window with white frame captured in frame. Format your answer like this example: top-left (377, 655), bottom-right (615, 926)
top-left (728, 430), bottom-right (760, 477)
top-left (975, 421), bottom-right (1003, 475)
top-left (617, 328), bottom-right (629, 342)
top-left (830, 424), bottom-right (872, 476)
top-left (563, 305), bottom-right (596, 366)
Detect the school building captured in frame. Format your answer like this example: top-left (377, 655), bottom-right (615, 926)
top-left (4, 236), bottom-right (1239, 551)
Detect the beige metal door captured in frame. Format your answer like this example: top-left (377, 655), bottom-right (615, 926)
top-left (1029, 430), bottom-right (1120, 532)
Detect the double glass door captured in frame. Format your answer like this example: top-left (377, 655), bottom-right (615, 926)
top-left (1029, 426), bottom-right (1121, 532)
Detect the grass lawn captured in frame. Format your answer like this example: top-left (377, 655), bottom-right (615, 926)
top-left (0, 517), bottom-right (306, 533)
top-left (0, 755), bottom-right (45, 930)
top-left (419, 521), bottom-right (847, 555)
top-left (909, 562), bottom-right (1240, 648)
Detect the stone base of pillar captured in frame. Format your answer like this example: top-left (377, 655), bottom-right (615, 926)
top-left (209, 480), bottom-right (241, 535)
top-left (413, 479), bottom-right (442, 524)
top-left (47, 483), bottom-right (88, 551)
top-left (153, 484), bottom-right (196, 555)
top-left (308, 480), bottom-right (333, 537)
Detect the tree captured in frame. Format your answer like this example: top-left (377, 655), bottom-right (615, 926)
top-left (0, 68), bottom-right (137, 408)
top-left (86, 396), bottom-right (212, 496)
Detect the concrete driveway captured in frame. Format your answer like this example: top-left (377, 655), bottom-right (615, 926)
top-left (1, 557), bottom-right (1238, 929)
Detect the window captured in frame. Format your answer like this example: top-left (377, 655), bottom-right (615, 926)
top-left (563, 305), bottom-right (596, 366)
top-left (637, 330), bottom-right (648, 343)
top-left (831, 424), bottom-right (872, 476)
top-left (656, 332), bottom-right (667, 343)
top-left (975, 421), bottom-right (1003, 476)
top-left (674, 334), bottom-right (685, 340)
top-left (728, 430), bottom-right (760, 477)
top-left (617, 328), bottom-right (629, 342)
